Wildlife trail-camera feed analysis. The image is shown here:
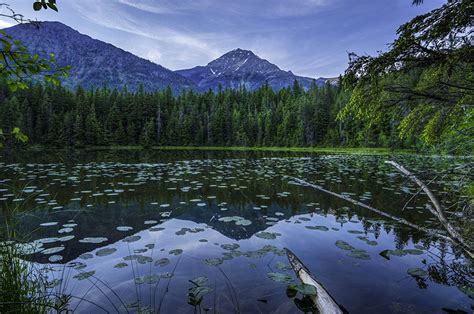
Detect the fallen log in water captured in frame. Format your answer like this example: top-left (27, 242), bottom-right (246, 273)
top-left (288, 175), bottom-right (474, 259)
top-left (285, 248), bottom-right (345, 314)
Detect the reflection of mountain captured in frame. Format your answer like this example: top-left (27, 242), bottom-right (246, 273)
top-left (6, 154), bottom-right (460, 265)
top-left (26, 199), bottom-right (300, 263)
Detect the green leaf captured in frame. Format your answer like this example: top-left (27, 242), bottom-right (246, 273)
top-left (407, 268), bottom-right (428, 277)
top-left (47, 2), bottom-right (58, 11)
top-left (33, 2), bottom-right (42, 11)
top-left (379, 249), bottom-right (391, 260)
top-left (267, 272), bottom-right (293, 284)
top-left (295, 284), bottom-right (317, 296)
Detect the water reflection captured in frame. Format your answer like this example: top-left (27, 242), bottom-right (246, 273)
top-left (0, 151), bottom-right (472, 313)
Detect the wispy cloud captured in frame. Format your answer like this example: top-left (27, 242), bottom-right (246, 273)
top-left (72, 1), bottom-right (223, 68)
top-left (12, 0), bottom-right (444, 77)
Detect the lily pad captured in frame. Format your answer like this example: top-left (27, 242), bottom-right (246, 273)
top-left (267, 272), bottom-right (293, 284)
top-left (117, 226), bottom-right (133, 232)
top-left (79, 237), bottom-right (108, 244)
top-left (155, 258), bottom-right (170, 267)
top-left (348, 230), bottom-right (365, 234)
top-left (256, 232), bottom-right (281, 240)
top-left (96, 248), bottom-right (117, 257)
top-left (123, 235), bottom-right (141, 243)
top-left (42, 246), bottom-right (65, 255)
top-left (335, 240), bottom-right (354, 251)
top-left (220, 243), bottom-right (240, 250)
top-left (79, 253), bottom-right (93, 260)
top-left (289, 283), bottom-right (318, 296)
top-left (58, 227), bottom-right (74, 234)
top-left (123, 255), bottom-right (153, 264)
top-left (305, 225), bottom-right (329, 231)
top-left (114, 262), bottom-right (128, 268)
top-left (204, 258), bottom-right (223, 266)
top-left (49, 255), bottom-right (63, 262)
top-left (407, 268), bottom-right (428, 277)
top-left (275, 261), bottom-right (291, 271)
top-left (169, 249), bottom-right (183, 255)
top-left (73, 271), bottom-right (95, 281)
top-left (235, 219), bottom-right (252, 226)
top-left (40, 222), bottom-right (58, 227)
top-left (347, 249), bottom-right (371, 260)
top-left (190, 276), bottom-right (208, 286)
top-left (59, 235), bottom-right (75, 242)
top-left (405, 249), bottom-right (424, 255)
top-left (135, 274), bottom-right (160, 285)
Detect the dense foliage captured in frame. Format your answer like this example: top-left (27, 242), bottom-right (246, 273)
top-left (0, 79), bottom-right (421, 149)
top-left (342, 0), bottom-right (473, 154)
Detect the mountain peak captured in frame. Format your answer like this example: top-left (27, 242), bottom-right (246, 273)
top-left (177, 49), bottom-right (323, 91)
top-left (225, 48), bottom-right (255, 57)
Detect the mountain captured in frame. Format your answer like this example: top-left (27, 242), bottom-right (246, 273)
top-left (3, 21), bottom-right (196, 92)
top-left (176, 48), bottom-right (327, 91)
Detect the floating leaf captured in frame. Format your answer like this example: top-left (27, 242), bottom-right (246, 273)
top-left (190, 276), bottom-right (208, 286)
top-left (347, 249), bottom-right (371, 260)
top-left (407, 268), bottom-right (428, 277)
top-left (335, 240), bottom-right (354, 251)
top-left (220, 243), bottom-right (240, 250)
top-left (379, 250), bottom-right (391, 260)
top-left (305, 225), bottom-right (329, 231)
top-left (123, 255), bottom-right (153, 264)
top-left (96, 248), bottom-right (116, 257)
top-left (117, 226), bottom-right (133, 232)
top-left (114, 262), bottom-right (128, 268)
top-left (256, 232), bottom-right (281, 240)
top-left (40, 222), bottom-right (58, 227)
top-left (267, 272), bottom-right (292, 284)
top-left (275, 261), bottom-right (291, 271)
top-left (155, 258), bottom-right (170, 267)
top-left (79, 237), bottom-right (108, 244)
top-left (58, 227), bottom-right (73, 234)
top-left (235, 219), bottom-right (252, 226)
top-left (49, 255), bottom-right (63, 262)
top-left (204, 258), bottom-right (223, 266)
top-left (348, 230), bottom-right (364, 234)
top-left (42, 246), bottom-right (65, 255)
top-left (405, 249), bottom-right (423, 255)
top-left (135, 274), bottom-right (160, 285)
top-left (389, 249), bottom-right (407, 257)
top-left (123, 235), bottom-right (141, 243)
top-left (79, 253), bottom-right (93, 260)
top-left (169, 249), bottom-right (183, 255)
top-left (294, 283), bottom-right (317, 296)
top-left (74, 271), bottom-right (95, 281)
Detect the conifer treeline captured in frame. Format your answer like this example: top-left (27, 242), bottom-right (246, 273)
top-left (0, 80), bottom-right (415, 148)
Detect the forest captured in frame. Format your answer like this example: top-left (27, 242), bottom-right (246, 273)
top-left (0, 74), bottom-right (470, 153)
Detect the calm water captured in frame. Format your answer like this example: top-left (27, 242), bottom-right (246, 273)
top-left (0, 150), bottom-right (472, 313)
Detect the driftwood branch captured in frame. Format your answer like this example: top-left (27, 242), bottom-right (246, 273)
top-left (385, 161), bottom-right (472, 255)
top-left (288, 176), bottom-right (474, 259)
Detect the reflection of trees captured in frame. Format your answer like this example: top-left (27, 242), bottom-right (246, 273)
top-left (408, 241), bottom-right (473, 295)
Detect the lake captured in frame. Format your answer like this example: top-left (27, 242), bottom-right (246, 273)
top-left (0, 149), bottom-right (472, 313)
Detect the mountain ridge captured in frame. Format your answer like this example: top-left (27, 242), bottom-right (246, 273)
top-left (177, 48), bottom-right (329, 91)
top-left (3, 21), bottom-right (336, 92)
top-left (3, 21), bottom-right (197, 93)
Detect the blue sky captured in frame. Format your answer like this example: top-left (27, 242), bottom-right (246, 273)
top-left (0, 0), bottom-right (444, 78)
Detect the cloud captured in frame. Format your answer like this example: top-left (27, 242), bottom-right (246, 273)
top-left (117, 0), bottom-right (179, 15)
top-left (0, 18), bottom-right (16, 29)
top-left (72, 1), bottom-right (221, 60)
